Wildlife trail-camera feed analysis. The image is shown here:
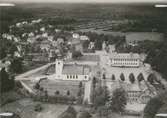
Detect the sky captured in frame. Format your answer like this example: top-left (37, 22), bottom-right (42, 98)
top-left (0, 0), bottom-right (167, 3)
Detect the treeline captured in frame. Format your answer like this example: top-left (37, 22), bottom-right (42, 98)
top-left (145, 40), bottom-right (167, 79)
top-left (0, 6), bottom-right (34, 33)
top-left (144, 90), bottom-right (167, 118)
top-left (113, 19), bottom-right (167, 32)
top-left (79, 32), bottom-right (125, 50)
top-left (116, 34), bottom-right (167, 80)
top-left (42, 17), bottom-right (76, 26)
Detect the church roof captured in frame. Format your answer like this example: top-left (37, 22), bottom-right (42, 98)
top-left (110, 53), bottom-right (140, 59)
top-left (62, 64), bottom-right (90, 75)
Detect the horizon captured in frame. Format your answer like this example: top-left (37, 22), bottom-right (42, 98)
top-left (0, 0), bottom-right (167, 4)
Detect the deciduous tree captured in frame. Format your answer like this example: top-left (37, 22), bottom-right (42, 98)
top-left (110, 88), bottom-right (127, 113)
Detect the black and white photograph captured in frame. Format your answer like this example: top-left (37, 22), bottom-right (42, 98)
top-left (0, 0), bottom-right (167, 118)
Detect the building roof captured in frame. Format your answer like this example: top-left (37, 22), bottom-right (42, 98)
top-left (110, 53), bottom-right (140, 59)
top-left (62, 64), bottom-right (90, 75)
top-left (66, 54), bottom-right (100, 63)
top-left (126, 32), bottom-right (164, 43)
top-left (77, 55), bottom-right (100, 62)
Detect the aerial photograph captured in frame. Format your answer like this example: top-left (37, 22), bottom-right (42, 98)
top-left (0, 0), bottom-right (167, 118)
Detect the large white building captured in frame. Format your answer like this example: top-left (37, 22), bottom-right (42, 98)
top-left (109, 53), bottom-right (140, 67)
top-left (53, 59), bottom-right (90, 81)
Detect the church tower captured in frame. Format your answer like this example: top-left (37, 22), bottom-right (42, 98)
top-left (55, 59), bottom-right (63, 75)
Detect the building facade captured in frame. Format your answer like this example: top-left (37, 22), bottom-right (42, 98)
top-left (109, 53), bottom-right (140, 67)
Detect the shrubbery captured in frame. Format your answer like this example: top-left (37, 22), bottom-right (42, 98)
top-left (33, 94), bottom-right (76, 104)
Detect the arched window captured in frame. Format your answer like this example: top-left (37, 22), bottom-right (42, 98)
top-left (129, 73), bottom-right (135, 84)
top-left (137, 73), bottom-right (144, 82)
top-left (120, 73), bottom-right (125, 81)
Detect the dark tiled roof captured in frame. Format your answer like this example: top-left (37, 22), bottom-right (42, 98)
top-left (78, 55), bottom-right (100, 62)
top-left (62, 64), bottom-right (90, 75)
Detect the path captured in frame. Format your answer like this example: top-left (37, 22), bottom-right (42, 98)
top-left (84, 80), bottom-right (92, 104)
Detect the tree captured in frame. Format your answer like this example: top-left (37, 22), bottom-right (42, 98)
top-left (67, 90), bottom-right (70, 96)
top-left (97, 106), bottom-right (109, 118)
top-left (78, 111), bottom-right (92, 118)
top-left (129, 73), bottom-right (135, 84)
top-left (78, 81), bottom-right (83, 97)
top-left (110, 88), bottom-right (127, 113)
top-left (34, 104), bottom-right (43, 112)
top-left (92, 77), bottom-right (97, 88)
top-left (72, 51), bottom-right (83, 59)
top-left (0, 48), bottom-right (7, 59)
top-left (111, 74), bottom-right (115, 81)
top-left (137, 73), bottom-right (144, 82)
top-left (79, 81), bottom-right (83, 88)
top-left (93, 86), bottom-right (110, 108)
top-left (144, 97), bottom-right (163, 118)
top-left (34, 83), bottom-right (40, 89)
top-left (58, 106), bottom-right (77, 118)
top-left (102, 73), bottom-right (106, 80)
top-left (0, 68), bottom-right (15, 93)
top-left (55, 90), bottom-right (60, 95)
top-left (9, 57), bottom-right (23, 74)
top-left (147, 73), bottom-right (157, 85)
top-left (120, 73), bottom-right (125, 81)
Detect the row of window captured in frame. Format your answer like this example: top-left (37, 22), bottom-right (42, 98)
top-left (128, 93), bottom-right (140, 98)
top-left (66, 75), bottom-right (88, 79)
top-left (113, 62), bottom-right (139, 65)
top-left (67, 75), bottom-right (78, 79)
top-left (112, 59), bottom-right (139, 62)
top-left (128, 98), bottom-right (138, 102)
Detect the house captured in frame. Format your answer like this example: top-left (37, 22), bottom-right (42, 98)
top-left (88, 42), bottom-right (95, 50)
top-left (40, 40), bottom-right (51, 51)
top-left (42, 33), bottom-right (48, 37)
top-left (57, 38), bottom-right (64, 44)
top-left (72, 33), bottom-right (80, 39)
top-left (40, 27), bottom-right (45, 32)
top-left (0, 60), bottom-right (11, 71)
top-left (80, 35), bottom-right (90, 41)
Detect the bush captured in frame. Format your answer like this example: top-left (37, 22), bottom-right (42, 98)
top-left (34, 104), bottom-right (43, 112)
top-left (144, 97), bottom-right (163, 118)
top-left (110, 88), bottom-right (127, 113)
top-left (78, 111), bottom-right (92, 118)
top-left (58, 106), bottom-right (77, 118)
